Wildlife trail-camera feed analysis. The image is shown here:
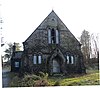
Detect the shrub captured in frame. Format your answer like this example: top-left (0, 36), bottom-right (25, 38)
top-left (33, 72), bottom-right (49, 87)
top-left (39, 72), bottom-right (48, 79)
top-left (32, 74), bottom-right (41, 80)
top-left (10, 74), bottom-right (42, 87)
top-left (34, 79), bottom-right (48, 87)
top-left (39, 72), bottom-right (45, 78)
top-left (19, 74), bottom-right (41, 86)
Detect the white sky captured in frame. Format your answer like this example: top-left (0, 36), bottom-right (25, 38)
top-left (1, 0), bottom-right (100, 45)
top-left (0, 0), bottom-right (100, 86)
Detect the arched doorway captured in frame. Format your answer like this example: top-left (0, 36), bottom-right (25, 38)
top-left (48, 49), bottom-right (66, 74)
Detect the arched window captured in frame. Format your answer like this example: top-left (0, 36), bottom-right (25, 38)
top-left (48, 28), bottom-right (59, 44)
top-left (33, 55), bottom-right (37, 64)
top-left (38, 55), bottom-right (42, 64)
top-left (71, 56), bottom-right (74, 64)
top-left (56, 30), bottom-right (59, 44)
top-left (48, 29), bottom-right (51, 44)
top-left (66, 55), bottom-right (69, 64)
top-left (33, 54), bottom-right (42, 64)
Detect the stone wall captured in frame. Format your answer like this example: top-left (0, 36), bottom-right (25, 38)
top-left (22, 11), bottom-right (85, 74)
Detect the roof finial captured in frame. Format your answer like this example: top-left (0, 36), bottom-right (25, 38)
top-left (52, 9), bottom-right (54, 12)
top-left (52, 6), bottom-right (54, 12)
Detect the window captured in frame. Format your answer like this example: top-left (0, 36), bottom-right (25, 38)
top-left (48, 29), bottom-right (51, 44)
top-left (66, 55), bottom-right (69, 64)
top-left (56, 30), bottom-right (59, 44)
top-left (15, 62), bottom-right (19, 67)
top-left (71, 56), bottom-right (74, 64)
top-left (48, 28), bottom-right (59, 44)
top-left (33, 55), bottom-right (37, 64)
top-left (33, 54), bottom-right (42, 64)
top-left (52, 18), bottom-right (55, 21)
top-left (51, 28), bottom-right (56, 44)
top-left (38, 55), bottom-right (42, 64)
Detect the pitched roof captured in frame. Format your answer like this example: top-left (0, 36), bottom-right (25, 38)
top-left (24, 10), bottom-right (80, 44)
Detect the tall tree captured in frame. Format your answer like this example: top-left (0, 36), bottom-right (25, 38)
top-left (4, 42), bottom-right (21, 61)
top-left (15, 43), bottom-right (21, 51)
top-left (4, 43), bottom-right (13, 61)
top-left (80, 30), bottom-right (90, 64)
top-left (90, 33), bottom-right (99, 62)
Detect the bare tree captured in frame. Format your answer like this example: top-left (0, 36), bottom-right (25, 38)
top-left (4, 42), bottom-right (21, 61)
top-left (80, 30), bottom-right (90, 65)
top-left (4, 43), bottom-right (13, 61)
top-left (90, 33), bottom-right (99, 63)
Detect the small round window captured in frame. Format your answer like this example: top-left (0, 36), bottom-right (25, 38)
top-left (52, 19), bottom-right (55, 21)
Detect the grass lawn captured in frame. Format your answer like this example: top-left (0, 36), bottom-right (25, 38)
top-left (9, 69), bottom-right (100, 87)
top-left (48, 71), bottom-right (100, 86)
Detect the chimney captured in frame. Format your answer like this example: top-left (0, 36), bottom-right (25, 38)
top-left (13, 42), bottom-right (16, 56)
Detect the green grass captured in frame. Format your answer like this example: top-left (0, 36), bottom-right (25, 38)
top-left (61, 73), bottom-right (99, 86)
top-left (48, 70), bottom-right (100, 86)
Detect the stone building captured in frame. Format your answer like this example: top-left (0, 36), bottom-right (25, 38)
top-left (11, 43), bottom-right (23, 72)
top-left (11, 10), bottom-right (86, 75)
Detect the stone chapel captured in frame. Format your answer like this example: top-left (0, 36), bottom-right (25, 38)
top-left (11, 10), bottom-right (86, 75)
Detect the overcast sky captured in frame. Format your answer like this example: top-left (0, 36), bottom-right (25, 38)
top-left (1, 0), bottom-right (100, 45)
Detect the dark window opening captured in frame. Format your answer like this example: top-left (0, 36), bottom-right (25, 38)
top-left (69, 56), bottom-right (71, 63)
top-left (52, 19), bottom-right (55, 21)
top-left (15, 62), bottom-right (19, 67)
top-left (51, 28), bottom-right (56, 44)
top-left (48, 28), bottom-right (59, 44)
